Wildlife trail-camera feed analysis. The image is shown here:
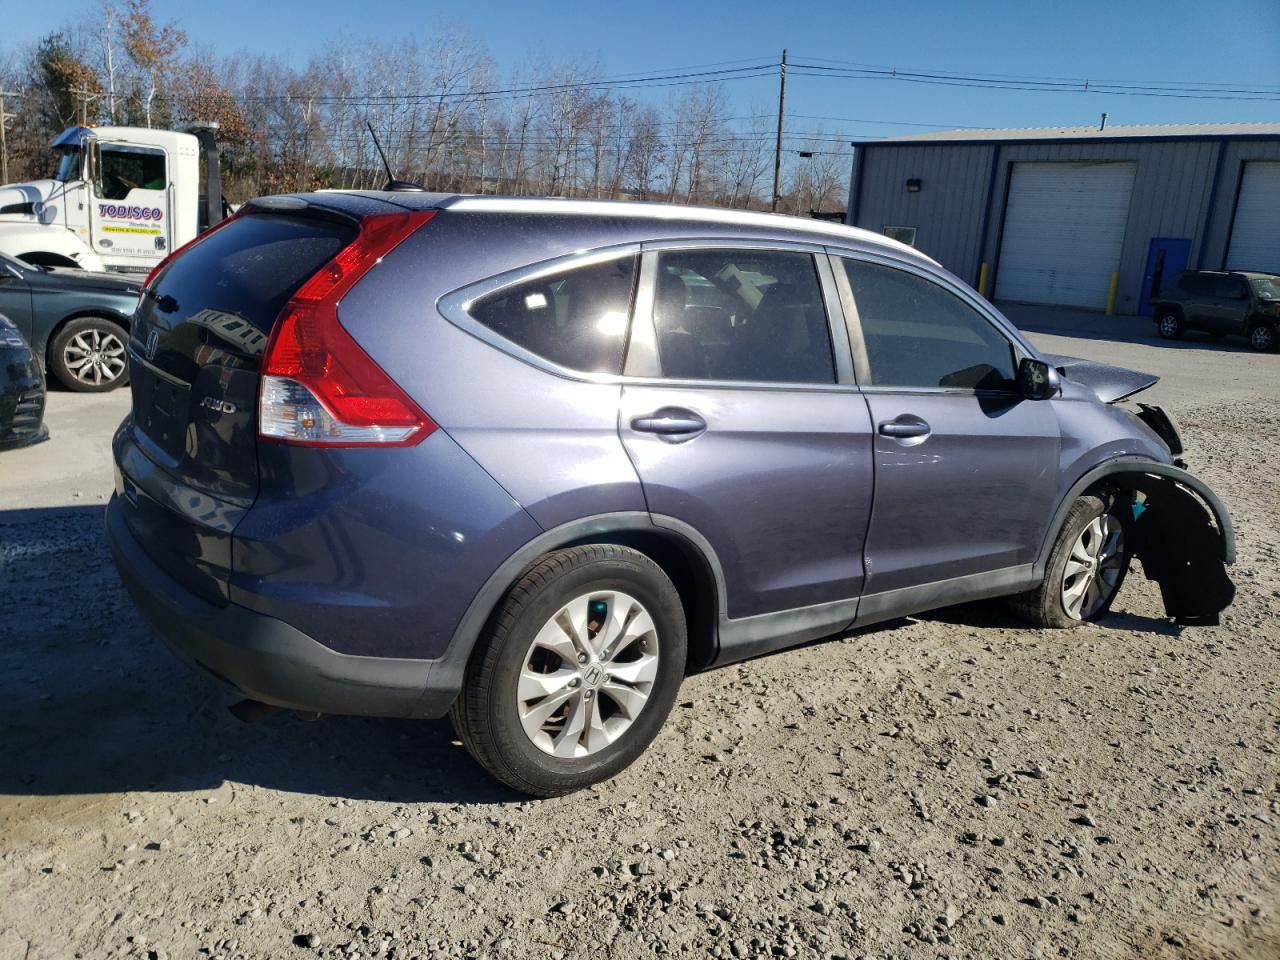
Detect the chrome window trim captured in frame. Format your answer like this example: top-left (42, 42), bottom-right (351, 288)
top-left (825, 245), bottom-right (1033, 398)
top-left (440, 237), bottom-right (864, 393)
top-left (436, 242), bottom-right (644, 386)
top-left (824, 243), bottom-right (1037, 357)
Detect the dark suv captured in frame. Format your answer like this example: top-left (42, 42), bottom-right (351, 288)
top-left (1152, 269), bottom-right (1280, 351)
top-left (107, 193), bottom-right (1235, 796)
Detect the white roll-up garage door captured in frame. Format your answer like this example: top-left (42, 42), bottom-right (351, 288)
top-left (1226, 161), bottom-right (1280, 273)
top-left (996, 161), bottom-right (1136, 309)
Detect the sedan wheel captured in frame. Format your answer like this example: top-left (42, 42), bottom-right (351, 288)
top-left (1061, 513), bottom-right (1126, 620)
top-left (64, 328), bottom-right (127, 387)
top-left (49, 316), bottom-right (131, 392)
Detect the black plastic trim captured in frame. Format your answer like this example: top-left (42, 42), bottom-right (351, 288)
top-left (1035, 458), bottom-right (1235, 572)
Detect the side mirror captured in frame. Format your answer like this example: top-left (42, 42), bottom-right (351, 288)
top-left (1018, 356), bottom-right (1060, 401)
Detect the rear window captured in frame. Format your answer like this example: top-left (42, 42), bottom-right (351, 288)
top-left (468, 255), bottom-right (639, 375)
top-left (149, 214), bottom-right (356, 345)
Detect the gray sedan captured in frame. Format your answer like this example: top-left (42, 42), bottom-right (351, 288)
top-left (0, 252), bottom-right (141, 392)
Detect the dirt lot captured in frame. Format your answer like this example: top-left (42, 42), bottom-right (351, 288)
top-left (1, 311), bottom-right (1277, 960)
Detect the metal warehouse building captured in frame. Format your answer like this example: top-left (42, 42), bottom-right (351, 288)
top-left (845, 123), bottom-right (1280, 314)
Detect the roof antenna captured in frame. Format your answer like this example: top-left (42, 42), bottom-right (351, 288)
top-left (365, 118), bottom-right (425, 192)
top-left (1099, 112), bottom-right (1108, 132)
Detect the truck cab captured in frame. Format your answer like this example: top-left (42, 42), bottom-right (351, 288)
top-left (0, 125), bottom-right (205, 274)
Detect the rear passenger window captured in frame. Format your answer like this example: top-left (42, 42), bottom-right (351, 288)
top-left (652, 249), bottom-right (834, 384)
top-left (1179, 274), bottom-right (1215, 296)
top-left (1213, 276), bottom-right (1248, 299)
top-left (842, 259), bottom-right (1016, 391)
top-left (468, 255), bottom-right (639, 375)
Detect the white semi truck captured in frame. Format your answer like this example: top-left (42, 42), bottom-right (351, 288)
top-left (0, 123), bottom-right (226, 273)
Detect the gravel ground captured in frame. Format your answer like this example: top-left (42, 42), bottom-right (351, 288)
top-left (1, 313), bottom-right (1277, 960)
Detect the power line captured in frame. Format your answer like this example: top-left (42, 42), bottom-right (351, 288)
top-left (788, 61), bottom-right (1280, 101)
top-left (793, 53), bottom-right (1280, 91)
top-left (159, 62), bottom-right (779, 105)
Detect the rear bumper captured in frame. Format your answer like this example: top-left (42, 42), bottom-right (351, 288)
top-left (105, 494), bottom-right (459, 719)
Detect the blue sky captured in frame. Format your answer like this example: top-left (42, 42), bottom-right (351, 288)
top-left (5, 0), bottom-right (1279, 146)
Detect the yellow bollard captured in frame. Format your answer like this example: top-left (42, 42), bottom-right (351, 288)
top-left (1105, 272), bottom-right (1119, 316)
top-left (977, 262), bottom-right (990, 299)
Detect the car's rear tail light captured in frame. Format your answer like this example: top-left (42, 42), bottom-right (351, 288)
top-left (142, 212), bottom-right (240, 291)
top-left (258, 210), bottom-right (437, 447)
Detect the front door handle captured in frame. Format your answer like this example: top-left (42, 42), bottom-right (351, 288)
top-left (631, 410), bottom-right (706, 438)
top-left (878, 417), bottom-right (931, 439)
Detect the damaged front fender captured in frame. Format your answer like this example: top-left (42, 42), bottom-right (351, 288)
top-left (1041, 458), bottom-right (1235, 626)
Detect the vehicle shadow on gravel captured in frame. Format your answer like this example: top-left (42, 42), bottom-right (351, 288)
top-left (918, 598), bottom-right (1183, 636)
top-left (0, 505), bottom-right (520, 807)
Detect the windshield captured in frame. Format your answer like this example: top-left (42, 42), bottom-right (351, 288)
top-left (1249, 276), bottom-right (1280, 300)
top-left (51, 146), bottom-right (83, 182)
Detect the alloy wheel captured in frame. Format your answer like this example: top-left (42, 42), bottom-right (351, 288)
top-left (1061, 513), bottom-right (1126, 620)
top-left (1250, 325), bottom-right (1274, 352)
top-left (1158, 315), bottom-right (1179, 338)
top-left (517, 590), bottom-right (659, 758)
top-left (63, 328), bottom-right (127, 386)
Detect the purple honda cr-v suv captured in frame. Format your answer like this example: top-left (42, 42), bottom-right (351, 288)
top-left (106, 192), bottom-right (1235, 795)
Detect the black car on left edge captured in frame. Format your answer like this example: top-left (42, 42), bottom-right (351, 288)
top-left (0, 311), bottom-right (47, 450)
top-left (0, 251), bottom-right (141, 391)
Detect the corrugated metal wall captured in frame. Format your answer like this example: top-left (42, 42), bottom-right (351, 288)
top-left (850, 136), bottom-right (1280, 314)
top-left (851, 144), bottom-right (994, 284)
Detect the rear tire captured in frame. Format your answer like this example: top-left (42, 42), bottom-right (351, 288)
top-left (450, 544), bottom-right (687, 797)
top-left (1010, 494), bottom-right (1131, 629)
top-left (1156, 311), bottom-right (1183, 340)
top-left (1248, 322), bottom-right (1276, 353)
top-left (48, 316), bottom-right (130, 392)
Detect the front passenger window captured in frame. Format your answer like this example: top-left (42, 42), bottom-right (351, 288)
top-left (842, 260), bottom-right (1016, 391)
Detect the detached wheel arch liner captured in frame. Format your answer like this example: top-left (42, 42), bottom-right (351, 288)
top-left (1036, 457), bottom-right (1236, 625)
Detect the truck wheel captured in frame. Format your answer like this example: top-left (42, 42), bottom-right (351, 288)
top-left (1010, 495), bottom-right (1131, 629)
top-left (49, 317), bottom-right (130, 392)
top-left (450, 545), bottom-right (687, 797)
top-left (1248, 322), bottom-right (1276, 353)
top-left (1156, 311), bottom-right (1182, 340)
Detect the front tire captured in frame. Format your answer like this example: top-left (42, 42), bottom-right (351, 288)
top-left (1011, 495), bottom-right (1131, 629)
top-left (48, 316), bottom-right (129, 392)
top-left (450, 545), bottom-right (687, 797)
top-left (1156, 311), bottom-right (1183, 340)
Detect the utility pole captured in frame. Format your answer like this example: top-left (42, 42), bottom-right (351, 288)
top-left (0, 91), bottom-right (16, 184)
top-left (69, 84), bottom-right (99, 126)
top-left (771, 49), bottom-right (787, 213)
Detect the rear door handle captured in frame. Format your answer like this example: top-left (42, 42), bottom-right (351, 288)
top-left (878, 417), bottom-right (931, 439)
top-left (631, 410), bottom-right (706, 438)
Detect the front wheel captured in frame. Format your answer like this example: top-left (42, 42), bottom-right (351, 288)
top-left (1248, 322), bottom-right (1276, 353)
top-left (48, 316), bottom-right (129, 392)
top-left (450, 545), bottom-right (687, 796)
top-left (1010, 495), bottom-right (1131, 629)
top-left (1156, 312), bottom-right (1183, 340)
